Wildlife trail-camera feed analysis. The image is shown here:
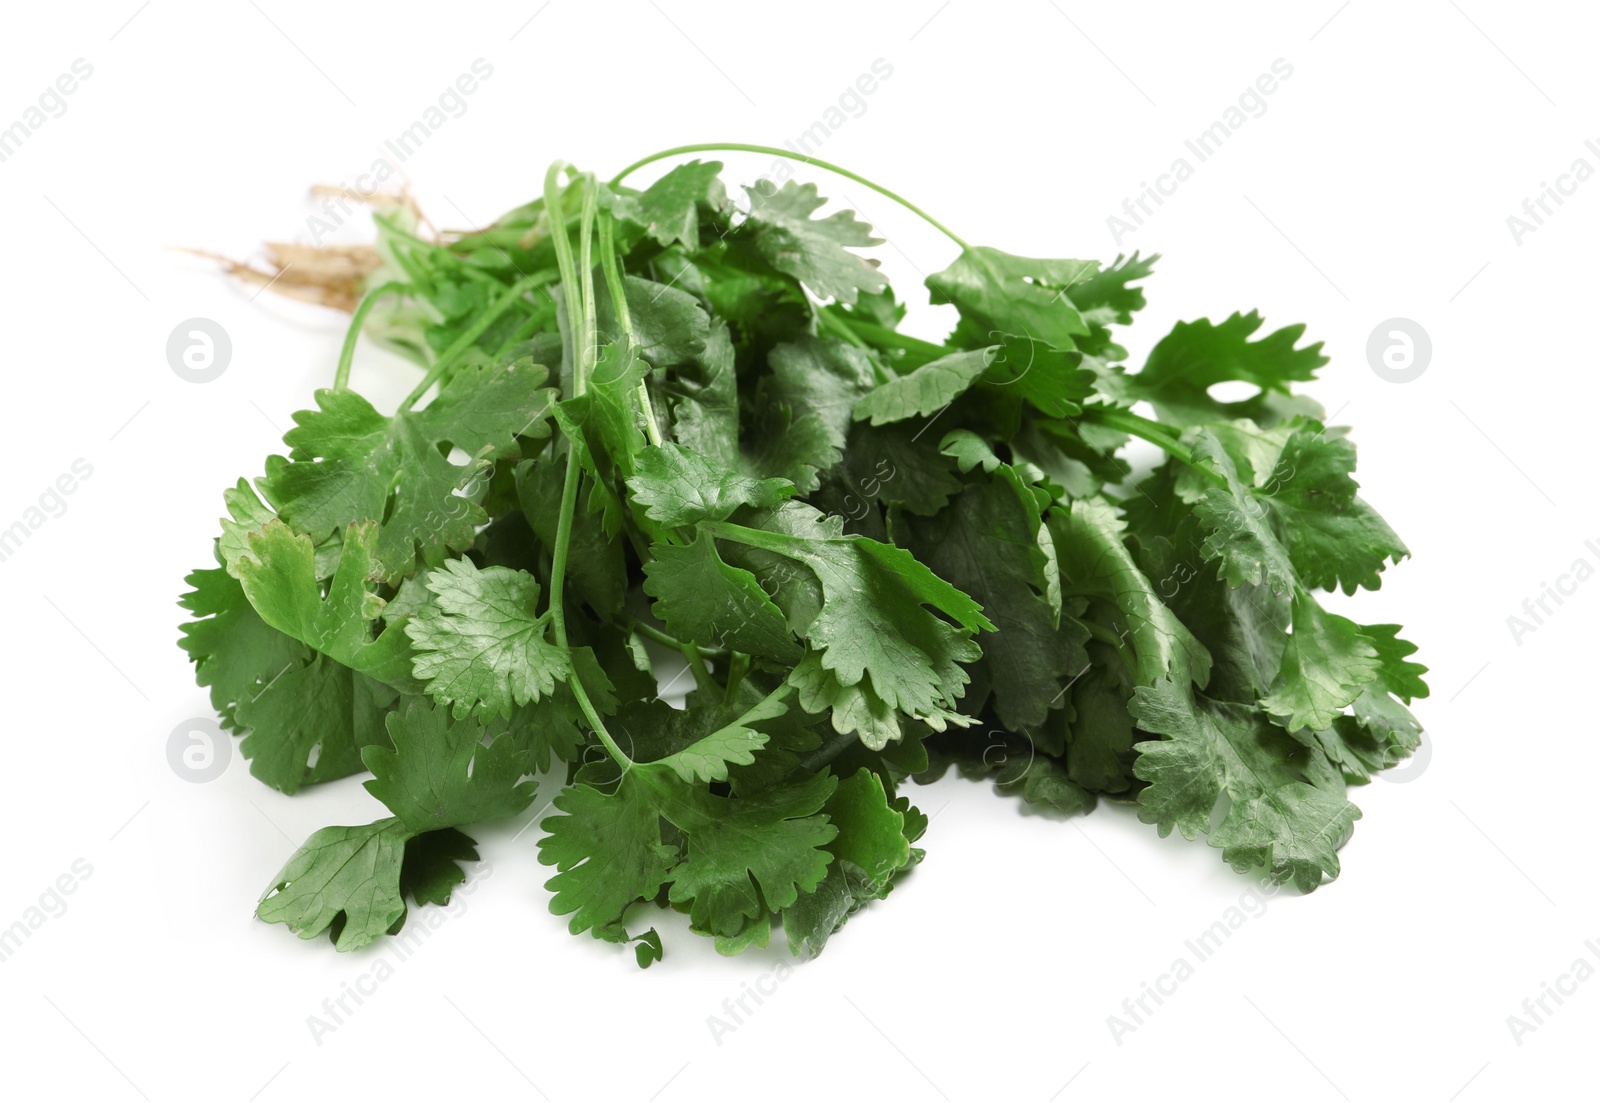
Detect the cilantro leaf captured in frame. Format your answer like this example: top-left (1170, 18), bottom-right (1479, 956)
top-left (1131, 676), bottom-right (1360, 890)
top-left (926, 247), bottom-right (1095, 349)
top-left (1128, 312), bottom-right (1326, 426)
top-left (851, 347), bottom-right (995, 426)
top-left (265, 362), bottom-right (553, 581)
top-left (611, 159), bottom-right (726, 249)
top-left (902, 463), bottom-right (1076, 729)
top-left (362, 698), bottom-right (538, 831)
top-left (1261, 595), bottom-right (1381, 733)
top-left (641, 531), bottom-right (803, 661)
top-left (538, 771), bottom-right (679, 942)
top-left (627, 441), bottom-right (794, 528)
top-left (741, 181), bottom-right (887, 304)
top-left (644, 687), bottom-right (789, 784)
top-left (257, 820), bottom-right (479, 950)
top-left (652, 768), bottom-right (838, 937)
top-left (406, 558), bottom-right (570, 719)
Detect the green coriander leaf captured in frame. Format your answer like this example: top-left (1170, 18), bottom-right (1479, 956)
top-left (233, 519), bottom-right (384, 665)
top-left (265, 363), bottom-right (552, 581)
top-left (1128, 312), bottom-right (1326, 426)
top-left (650, 768), bottom-right (837, 937)
top-left (1260, 425), bottom-right (1410, 595)
top-left (178, 565), bottom-right (308, 731)
top-left (614, 159), bottom-right (726, 249)
top-left (1051, 497), bottom-right (1212, 689)
top-left (783, 767), bottom-right (914, 959)
top-left (362, 698), bottom-right (537, 831)
top-left (1131, 676), bottom-right (1360, 889)
top-left (742, 181), bottom-right (887, 304)
top-left (926, 247), bottom-right (1094, 350)
top-left (627, 441), bottom-right (794, 528)
top-left (903, 463), bottom-right (1075, 729)
top-left (538, 771), bottom-right (679, 942)
top-left (1210, 782), bottom-right (1362, 893)
top-left (712, 503), bottom-right (991, 726)
top-left (1262, 595), bottom-right (1381, 732)
top-left (642, 531), bottom-right (802, 661)
top-left (406, 558), bottom-right (570, 719)
top-left (257, 820), bottom-right (478, 951)
top-left (851, 347), bottom-right (996, 425)
top-left (232, 652), bottom-right (394, 794)
top-left (985, 333), bottom-right (1097, 418)
top-left (1187, 428), bottom-right (1299, 595)
top-left (646, 688), bottom-right (790, 784)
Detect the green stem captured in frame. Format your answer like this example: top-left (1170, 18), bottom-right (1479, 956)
top-left (599, 212), bottom-right (664, 446)
top-left (610, 143), bottom-right (971, 251)
top-left (397, 272), bottom-right (545, 412)
top-left (334, 281), bottom-right (409, 390)
top-left (577, 176), bottom-right (599, 390)
top-left (1078, 406), bottom-right (1228, 488)
top-left (540, 167), bottom-right (634, 772)
top-left (544, 161), bottom-right (585, 394)
top-left (721, 652), bottom-right (750, 704)
top-left (816, 307), bottom-right (869, 350)
top-left (681, 645), bottom-right (714, 692)
top-left (790, 728), bottom-right (859, 779)
top-left (629, 619), bottom-right (725, 659)
top-left (489, 303), bottom-right (555, 360)
top-left (831, 312), bottom-right (947, 359)
top-left (547, 442), bottom-right (633, 770)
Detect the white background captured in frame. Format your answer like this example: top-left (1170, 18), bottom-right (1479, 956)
top-left (0, 2), bottom-right (1592, 1100)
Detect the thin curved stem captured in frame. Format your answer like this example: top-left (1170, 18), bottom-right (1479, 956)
top-left (334, 281), bottom-right (410, 390)
top-left (396, 272), bottom-right (545, 412)
top-left (541, 167), bottom-right (634, 773)
top-left (611, 142), bottom-right (970, 252)
top-left (1078, 406), bottom-right (1227, 489)
top-left (599, 211), bottom-right (663, 446)
top-left (544, 161), bottom-right (584, 395)
top-left (628, 619), bottom-right (725, 659)
top-left (577, 175), bottom-right (599, 392)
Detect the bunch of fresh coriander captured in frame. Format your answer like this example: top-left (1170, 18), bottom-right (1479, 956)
top-left (179, 146), bottom-right (1426, 965)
